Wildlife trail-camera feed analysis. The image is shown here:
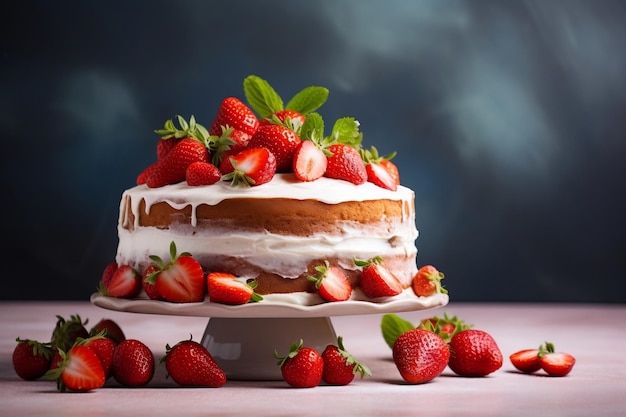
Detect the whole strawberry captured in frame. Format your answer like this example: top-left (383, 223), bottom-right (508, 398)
top-left (89, 318), bottom-right (126, 345)
top-left (412, 265), bottom-right (447, 297)
top-left (145, 138), bottom-right (209, 188)
top-left (324, 144), bottom-right (367, 185)
top-left (209, 96), bottom-right (259, 137)
top-left (247, 124), bottom-right (301, 172)
top-left (355, 256), bottom-right (403, 298)
top-left (162, 338), bottom-right (226, 387)
top-left (275, 339), bottom-right (324, 388)
top-left (12, 338), bottom-right (52, 380)
top-left (50, 314), bottom-right (89, 353)
top-left (111, 339), bottom-right (155, 387)
top-left (186, 161), bottom-right (221, 186)
top-left (321, 336), bottom-right (371, 385)
top-left (448, 329), bottom-right (503, 377)
top-left (392, 328), bottom-right (450, 384)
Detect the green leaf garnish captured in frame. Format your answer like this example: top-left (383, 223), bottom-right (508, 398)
top-left (243, 75), bottom-right (284, 118)
top-left (286, 85), bottom-right (329, 115)
top-left (381, 313), bottom-right (415, 349)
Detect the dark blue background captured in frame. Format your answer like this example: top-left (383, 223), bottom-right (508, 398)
top-left (2, 0), bottom-right (625, 302)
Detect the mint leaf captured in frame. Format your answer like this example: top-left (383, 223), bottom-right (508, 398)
top-left (328, 117), bottom-right (363, 147)
top-left (381, 314), bottom-right (415, 349)
top-left (286, 86), bottom-right (329, 115)
top-left (243, 75), bottom-right (283, 118)
top-left (300, 112), bottom-right (325, 142)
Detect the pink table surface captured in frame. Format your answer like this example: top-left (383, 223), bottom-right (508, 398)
top-left (1, 301), bottom-right (624, 417)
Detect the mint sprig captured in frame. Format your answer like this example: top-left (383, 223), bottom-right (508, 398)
top-left (381, 314), bottom-right (415, 349)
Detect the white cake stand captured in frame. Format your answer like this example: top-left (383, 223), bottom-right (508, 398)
top-left (91, 291), bottom-right (449, 380)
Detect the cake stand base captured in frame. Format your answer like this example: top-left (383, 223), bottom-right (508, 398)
top-left (200, 317), bottom-right (337, 380)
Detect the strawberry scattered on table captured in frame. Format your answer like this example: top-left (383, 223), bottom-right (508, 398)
top-left (509, 348), bottom-right (542, 373)
top-left (45, 345), bottom-right (106, 392)
top-left (448, 329), bottom-right (503, 377)
top-left (537, 342), bottom-right (576, 377)
top-left (50, 314), bottom-right (89, 353)
top-left (79, 333), bottom-right (116, 379)
top-left (321, 336), bottom-right (371, 385)
top-left (161, 337), bottom-right (226, 387)
top-left (111, 339), bottom-right (155, 387)
top-left (392, 328), bottom-right (450, 384)
top-left (12, 338), bottom-right (53, 380)
top-left (275, 339), bottom-right (324, 388)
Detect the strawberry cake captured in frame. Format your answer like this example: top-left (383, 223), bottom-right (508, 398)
top-left (103, 75), bottom-right (439, 305)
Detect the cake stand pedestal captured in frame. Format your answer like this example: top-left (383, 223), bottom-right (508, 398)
top-left (201, 317), bottom-right (336, 380)
top-left (90, 292), bottom-right (449, 381)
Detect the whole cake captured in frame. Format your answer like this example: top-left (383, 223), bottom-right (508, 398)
top-left (99, 75), bottom-right (445, 305)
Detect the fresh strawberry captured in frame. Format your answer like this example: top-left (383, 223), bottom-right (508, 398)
top-left (448, 329), bottom-right (503, 377)
top-left (156, 137), bottom-right (180, 160)
top-left (45, 345), bottom-right (106, 392)
top-left (89, 318), bottom-right (126, 345)
top-left (275, 339), bottom-right (324, 388)
top-left (49, 349), bottom-right (63, 371)
top-left (111, 339), bottom-right (154, 387)
top-left (207, 272), bottom-right (262, 305)
top-left (321, 336), bottom-right (371, 385)
top-left (418, 313), bottom-right (473, 343)
top-left (392, 328), bottom-right (450, 384)
top-left (100, 261), bottom-right (118, 287)
top-left (412, 265), bottom-right (447, 297)
top-left (12, 338), bottom-right (52, 380)
top-left (292, 140), bottom-right (328, 181)
top-left (380, 158), bottom-right (400, 186)
top-left (307, 260), bottom-right (352, 302)
top-left (366, 162), bottom-right (397, 191)
top-left (324, 144), bottom-right (367, 185)
top-left (247, 124), bottom-right (301, 172)
top-left (538, 342), bottom-right (575, 377)
top-left (509, 349), bottom-right (541, 373)
top-left (260, 109), bottom-right (306, 132)
top-left (354, 256), bottom-right (403, 298)
top-left (80, 334), bottom-right (116, 378)
top-left (145, 138), bottom-right (209, 188)
top-left (209, 126), bottom-right (251, 166)
top-left (98, 264), bottom-right (141, 299)
top-left (145, 241), bottom-right (205, 303)
top-left (50, 315), bottom-right (89, 353)
top-left (142, 264), bottom-right (164, 300)
top-left (186, 161), bottom-right (221, 186)
top-left (220, 147), bottom-right (277, 187)
top-left (161, 338), bottom-right (226, 387)
top-left (136, 162), bottom-right (155, 185)
top-left (209, 97), bottom-right (259, 137)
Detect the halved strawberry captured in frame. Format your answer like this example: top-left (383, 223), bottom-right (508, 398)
top-left (146, 138), bottom-right (209, 188)
top-left (98, 264), bottom-right (141, 299)
top-left (142, 264), bottom-right (164, 300)
top-left (247, 124), bottom-right (301, 172)
top-left (45, 345), bottom-right (106, 392)
top-left (538, 342), bottom-right (576, 377)
top-left (80, 334), bottom-right (116, 378)
top-left (292, 140), bottom-right (328, 181)
top-left (207, 272), bottom-right (262, 305)
top-left (366, 162), bottom-right (397, 191)
top-left (307, 261), bottom-right (352, 302)
top-left (510, 349), bottom-right (541, 373)
top-left (324, 144), bottom-right (367, 185)
top-left (354, 257), bottom-right (403, 298)
top-left (220, 147), bottom-right (277, 187)
top-left (186, 161), bottom-right (221, 186)
top-left (360, 146), bottom-right (399, 190)
top-left (145, 241), bottom-right (205, 303)
top-left (380, 158), bottom-right (400, 186)
top-left (209, 97), bottom-right (259, 137)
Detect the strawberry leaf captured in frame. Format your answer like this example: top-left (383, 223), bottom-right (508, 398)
top-left (381, 314), bottom-right (415, 349)
top-left (328, 117), bottom-right (362, 147)
top-left (243, 75), bottom-right (283, 118)
top-left (300, 112), bottom-right (325, 143)
top-left (285, 86), bottom-right (329, 115)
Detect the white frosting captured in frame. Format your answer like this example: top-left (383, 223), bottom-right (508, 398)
top-left (116, 173), bottom-right (419, 284)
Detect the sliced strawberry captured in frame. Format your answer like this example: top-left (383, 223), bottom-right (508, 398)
top-left (99, 264), bottom-right (141, 299)
top-left (186, 161), bottom-right (221, 186)
top-left (292, 140), bottom-right (328, 182)
top-left (510, 349), bottom-right (541, 373)
top-left (209, 97), bottom-right (259, 137)
top-left (366, 162), bottom-right (397, 191)
top-left (146, 138), bottom-right (209, 188)
top-left (247, 124), bottom-right (301, 172)
top-left (81, 334), bottom-right (116, 378)
top-left (324, 144), bottom-right (367, 185)
top-left (100, 261), bottom-right (118, 287)
top-left (307, 261), bottom-right (352, 302)
top-left (538, 342), bottom-right (575, 377)
top-left (220, 147), bottom-right (277, 187)
top-left (145, 242), bottom-right (205, 303)
top-left (380, 158), bottom-right (400, 186)
top-left (46, 345), bottom-right (106, 392)
top-left (207, 272), bottom-right (262, 305)
top-left (354, 257), bottom-right (403, 298)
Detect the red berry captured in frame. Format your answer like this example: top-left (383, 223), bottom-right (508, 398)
top-left (324, 144), bottom-right (367, 185)
top-left (186, 161), bottom-right (221, 186)
top-left (392, 328), bottom-right (450, 384)
top-left (292, 140), bottom-right (327, 182)
top-left (12, 338), bottom-right (52, 380)
top-left (276, 340), bottom-right (324, 388)
top-left (247, 124), bottom-right (301, 172)
top-left (112, 339), bottom-right (155, 387)
top-left (307, 261), bottom-right (352, 302)
top-left (162, 339), bottom-right (226, 387)
top-left (448, 329), bottom-right (503, 377)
